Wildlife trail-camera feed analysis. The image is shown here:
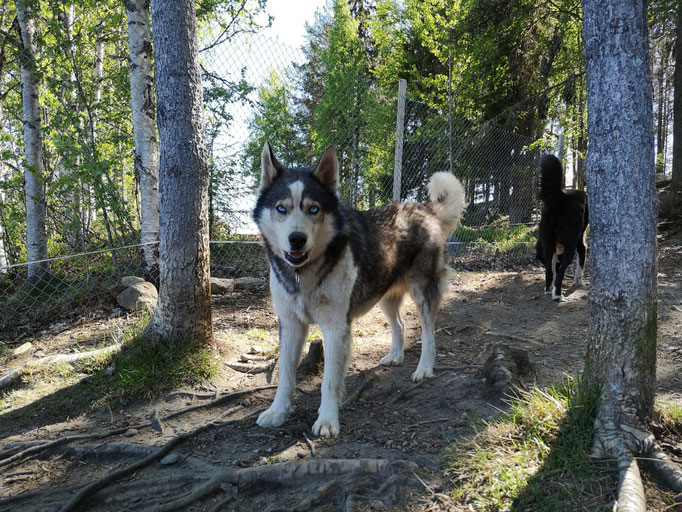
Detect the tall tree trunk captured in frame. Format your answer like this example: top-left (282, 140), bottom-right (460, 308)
top-left (672, 3), bottom-right (682, 194)
top-left (149, 0), bottom-right (212, 346)
top-left (17, 0), bottom-right (49, 281)
top-left (582, 1), bottom-right (666, 509)
top-left (125, 0), bottom-right (160, 282)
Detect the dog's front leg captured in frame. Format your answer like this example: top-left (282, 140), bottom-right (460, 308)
top-left (312, 323), bottom-right (352, 437)
top-left (257, 316), bottom-right (308, 429)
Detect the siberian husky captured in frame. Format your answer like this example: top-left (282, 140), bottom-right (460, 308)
top-left (253, 142), bottom-right (465, 437)
top-left (535, 154), bottom-right (589, 301)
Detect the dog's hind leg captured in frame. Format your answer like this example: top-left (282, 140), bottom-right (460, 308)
top-left (545, 250), bottom-right (557, 294)
top-left (574, 237), bottom-right (586, 286)
top-left (552, 245), bottom-right (575, 301)
top-left (313, 323), bottom-right (353, 437)
top-left (257, 316), bottom-right (308, 429)
top-left (379, 293), bottom-right (405, 366)
top-left (410, 276), bottom-right (445, 382)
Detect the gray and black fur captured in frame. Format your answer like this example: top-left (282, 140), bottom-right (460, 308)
top-left (535, 154), bottom-right (588, 301)
top-left (253, 142), bottom-right (465, 436)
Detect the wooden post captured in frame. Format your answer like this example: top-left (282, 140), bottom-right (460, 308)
top-left (393, 79), bottom-right (406, 202)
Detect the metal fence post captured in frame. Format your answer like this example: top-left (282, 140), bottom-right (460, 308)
top-left (393, 79), bottom-right (407, 202)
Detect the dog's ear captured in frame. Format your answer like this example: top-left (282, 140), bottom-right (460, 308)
top-left (312, 146), bottom-right (338, 191)
top-left (260, 142), bottom-right (285, 193)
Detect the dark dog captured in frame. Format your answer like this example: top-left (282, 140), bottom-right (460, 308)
top-left (535, 154), bottom-right (588, 301)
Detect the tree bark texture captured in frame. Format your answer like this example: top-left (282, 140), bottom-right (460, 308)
top-left (17, 0), bottom-right (49, 280)
top-left (582, 0), bottom-right (657, 432)
top-left (672, 3), bottom-right (682, 193)
top-left (125, 0), bottom-right (160, 279)
top-left (149, 0), bottom-right (212, 346)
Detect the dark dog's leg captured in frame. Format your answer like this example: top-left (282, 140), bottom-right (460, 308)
top-left (574, 236), bottom-right (586, 286)
top-left (552, 245), bottom-right (576, 301)
top-left (544, 247), bottom-right (556, 294)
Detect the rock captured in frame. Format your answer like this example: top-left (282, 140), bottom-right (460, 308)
top-left (13, 342), bottom-right (33, 356)
top-left (124, 428), bottom-right (138, 437)
top-left (120, 276), bottom-right (147, 287)
top-left (234, 276), bottom-right (266, 291)
top-left (117, 282), bottom-right (158, 311)
top-left (159, 453), bottom-right (181, 465)
top-left (33, 350), bottom-right (46, 358)
top-left (210, 277), bottom-right (235, 294)
top-left (655, 173), bottom-right (672, 188)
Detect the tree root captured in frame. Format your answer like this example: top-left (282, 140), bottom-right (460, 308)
top-left (592, 419), bottom-right (682, 512)
top-left (225, 361), bottom-right (275, 374)
top-left (0, 385), bottom-right (276, 469)
top-left (149, 458), bottom-right (401, 512)
top-left (392, 371), bottom-right (447, 403)
top-left (0, 344), bottom-right (122, 391)
top-left (58, 408), bottom-right (259, 512)
top-left (342, 367), bottom-right (380, 409)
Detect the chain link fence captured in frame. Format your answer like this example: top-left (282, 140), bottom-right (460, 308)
top-left (1, 17), bottom-right (546, 335)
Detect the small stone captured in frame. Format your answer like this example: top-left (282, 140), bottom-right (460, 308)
top-left (124, 428), bottom-right (138, 437)
top-left (159, 453), bottom-right (181, 465)
top-left (33, 350), bottom-right (46, 358)
top-left (250, 345), bottom-right (265, 354)
top-left (13, 342), bottom-right (33, 356)
top-left (258, 457), bottom-right (268, 465)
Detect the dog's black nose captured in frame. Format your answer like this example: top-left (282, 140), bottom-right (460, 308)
top-left (288, 232), bottom-right (307, 250)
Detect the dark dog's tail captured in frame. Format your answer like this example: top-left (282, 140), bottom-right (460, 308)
top-left (538, 154), bottom-right (564, 201)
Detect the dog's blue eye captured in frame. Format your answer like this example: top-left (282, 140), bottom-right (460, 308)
top-left (309, 205), bottom-right (319, 214)
top-left (276, 205), bottom-right (287, 214)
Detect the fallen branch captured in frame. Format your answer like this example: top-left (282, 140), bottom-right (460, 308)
top-left (342, 368), bottom-right (380, 409)
top-left (392, 371), bottom-right (447, 403)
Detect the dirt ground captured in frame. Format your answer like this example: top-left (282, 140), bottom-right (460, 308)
top-left (0, 231), bottom-right (681, 511)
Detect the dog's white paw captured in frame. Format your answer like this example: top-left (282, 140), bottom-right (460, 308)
top-left (552, 293), bottom-right (566, 302)
top-left (380, 350), bottom-right (404, 366)
top-left (257, 406), bottom-right (290, 428)
top-left (544, 288), bottom-right (552, 295)
top-left (312, 416), bottom-right (340, 437)
top-left (411, 366), bottom-right (433, 382)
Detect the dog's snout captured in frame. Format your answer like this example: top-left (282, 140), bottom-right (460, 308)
top-left (288, 231), bottom-right (307, 251)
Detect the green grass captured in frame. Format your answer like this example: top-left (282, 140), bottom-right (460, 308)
top-left (445, 374), bottom-right (613, 511)
top-left (1, 315), bottom-right (220, 429)
top-left (453, 222), bottom-right (535, 256)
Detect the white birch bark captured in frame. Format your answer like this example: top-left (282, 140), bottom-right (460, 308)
top-left (149, 0), bottom-right (212, 345)
top-left (582, 0), bottom-right (657, 437)
top-left (17, 0), bottom-right (49, 280)
top-left (124, 0), bottom-right (160, 278)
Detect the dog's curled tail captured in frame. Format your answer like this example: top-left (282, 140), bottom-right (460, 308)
top-left (428, 171), bottom-right (466, 234)
top-left (538, 154), bottom-right (564, 201)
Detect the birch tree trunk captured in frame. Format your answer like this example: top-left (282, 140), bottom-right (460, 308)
top-left (149, 0), bottom-right (212, 346)
top-left (672, 3), bottom-right (682, 194)
top-left (125, 0), bottom-right (160, 282)
top-left (17, 0), bottom-right (49, 281)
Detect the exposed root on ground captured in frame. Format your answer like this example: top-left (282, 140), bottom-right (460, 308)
top-left (148, 458), bottom-right (410, 512)
top-left (225, 361), bottom-right (275, 373)
top-left (342, 367), bottom-right (380, 408)
top-left (0, 344), bottom-right (122, 391)
top-left (0, 384), bottom-right (276, 469)
top-left (57, 407), bottom-right (261, 512)
top-left (591, 419), bottom-right (682, 511)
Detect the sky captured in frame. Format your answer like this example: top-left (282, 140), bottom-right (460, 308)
top-left (260, 0), bottom-right (324, 48)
